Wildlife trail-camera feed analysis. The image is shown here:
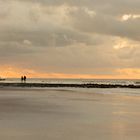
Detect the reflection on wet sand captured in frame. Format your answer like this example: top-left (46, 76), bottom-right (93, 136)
top-left (0, 88), bottom-right (140, 140)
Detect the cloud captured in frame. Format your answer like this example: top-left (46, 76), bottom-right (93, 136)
top-left (67, 7), bottom-right (140, 41)
top-left (0, 2), bottom-right (98, 48)
top-left (0, 0), bottom-right (139, 78)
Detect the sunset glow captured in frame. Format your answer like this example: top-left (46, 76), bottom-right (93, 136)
top-left (0, 65), bottom-right (139, 79)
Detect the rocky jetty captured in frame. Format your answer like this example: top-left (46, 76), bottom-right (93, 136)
top-left (0, 82), bottom-right (140, 88)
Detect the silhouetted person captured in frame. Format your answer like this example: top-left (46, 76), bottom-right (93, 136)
top-left (23, 76), bottom-right (26, 82)
top-left (21, 76), bottom-right (24, 82)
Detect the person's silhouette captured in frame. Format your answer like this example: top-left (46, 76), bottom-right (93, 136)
top-left (23, 76), bottom-right (26, 82)
top-left (21, 76), bottom-right (24, 82)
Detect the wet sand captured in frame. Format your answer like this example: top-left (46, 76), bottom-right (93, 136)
top-left (0, 88), bottom-right (140, 140)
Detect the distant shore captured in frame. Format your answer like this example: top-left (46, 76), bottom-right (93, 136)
top-left (0, 82), bottom-right (140, 88)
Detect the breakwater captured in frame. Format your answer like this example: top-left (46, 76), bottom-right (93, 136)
top-left (0, 83), bottom-right (140, 88)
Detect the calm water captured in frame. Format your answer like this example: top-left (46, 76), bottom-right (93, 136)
top-left (1, 78), bottom-right (140, 85)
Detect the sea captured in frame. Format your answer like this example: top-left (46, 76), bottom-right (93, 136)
top-left (1, 78), bottom-right (140, 85)
top-left (0, 78), bottom-right (139, 96)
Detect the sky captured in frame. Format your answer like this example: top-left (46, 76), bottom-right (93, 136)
top-left (0, 0), bottom-right (140, 79)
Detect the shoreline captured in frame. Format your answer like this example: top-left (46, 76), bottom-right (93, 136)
top-left (0, 82), bottom-right (140, 88)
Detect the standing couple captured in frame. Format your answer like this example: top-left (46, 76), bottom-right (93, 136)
top-left (21, 76), bottom-right (27, 82)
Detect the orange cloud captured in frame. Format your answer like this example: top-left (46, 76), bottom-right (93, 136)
top-left (0, 65), bottom-right (140, 79)
top-left (116, 68), bottom-right (140, 79)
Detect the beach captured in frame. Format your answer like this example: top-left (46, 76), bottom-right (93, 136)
top-left (0, 87), bottom-right (140, 140)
